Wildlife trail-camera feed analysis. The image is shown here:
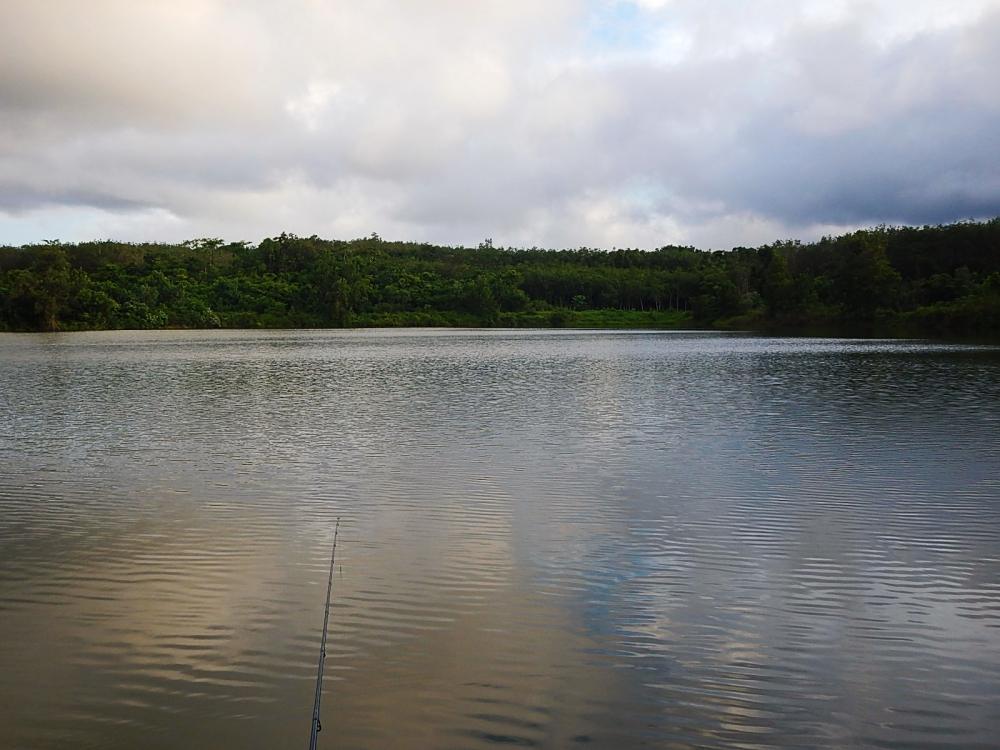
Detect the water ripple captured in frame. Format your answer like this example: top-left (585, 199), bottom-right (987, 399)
top-left (0, 330), bottom-right (998, 748)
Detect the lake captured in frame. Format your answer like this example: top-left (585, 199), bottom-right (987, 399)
top-left (1, 329), bottom-right (998, 749)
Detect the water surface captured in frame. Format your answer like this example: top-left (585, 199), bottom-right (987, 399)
top-left (1, 330), bottom-right (999, 749)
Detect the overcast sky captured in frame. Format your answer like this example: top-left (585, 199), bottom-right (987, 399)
top-left (1, 0), bottom-right (998, 249)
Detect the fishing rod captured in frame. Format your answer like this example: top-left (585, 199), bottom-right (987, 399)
top-left (309, 517), bottom-right (340, 750)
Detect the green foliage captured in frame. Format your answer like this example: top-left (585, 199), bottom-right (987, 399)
top-left (1, 220), bottom-right (999, 335)
top-left (830, 231), bottom-right (902, 320)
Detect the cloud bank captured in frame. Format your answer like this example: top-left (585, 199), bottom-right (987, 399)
top-left (1, 0), bottom-right (998, 248)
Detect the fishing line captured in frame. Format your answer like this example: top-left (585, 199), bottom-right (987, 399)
top-left (309, 517), bottom-right (340, 750)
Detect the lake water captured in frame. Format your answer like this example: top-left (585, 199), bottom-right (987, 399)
top-left (1, 329), bottom-right (999, 749)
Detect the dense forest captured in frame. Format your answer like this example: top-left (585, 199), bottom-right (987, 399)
top-left (1, 219), bottom-right (999, 336)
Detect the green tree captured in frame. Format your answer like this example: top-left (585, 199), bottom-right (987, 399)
top-left (832, 232), bottom-right (902, 319)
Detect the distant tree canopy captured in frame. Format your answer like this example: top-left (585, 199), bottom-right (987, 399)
top-left (1, 219), bottom-right (998, 335)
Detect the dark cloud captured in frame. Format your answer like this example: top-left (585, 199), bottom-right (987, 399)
top-left (0, 185), bottom-right (150, 214)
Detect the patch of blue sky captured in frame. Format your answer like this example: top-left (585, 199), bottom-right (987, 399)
top-left (582, 1), bottom-right (692, 66)
top-left (0, 207), bottom-right (100, 246)
top-left (584, 1), bottom-right (658, 56)
top-left (0, 206), bottom-right (187, 245)
top-left (620, 178), bottom-right (671, 214)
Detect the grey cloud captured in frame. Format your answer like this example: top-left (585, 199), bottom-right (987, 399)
top-left (721, 109), bottom-right (1000, 226)
top-left (566, 9), bottom-right (1000, 232)
top-left (0, 184), bottom-right (150, 214)
top-left (0, 9), bottom-right (263, 128)
top-left (706, 14), bottom-right (1000, 226)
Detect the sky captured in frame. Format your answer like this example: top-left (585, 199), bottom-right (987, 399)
top-left (1, 0), bottom-right (999, 250)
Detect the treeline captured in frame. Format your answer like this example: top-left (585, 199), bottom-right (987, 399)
top-left (1, 219), bottom-right (999, 335)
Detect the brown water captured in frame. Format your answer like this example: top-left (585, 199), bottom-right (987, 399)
top-left (1, 329), bottom-right (999, 749)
